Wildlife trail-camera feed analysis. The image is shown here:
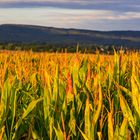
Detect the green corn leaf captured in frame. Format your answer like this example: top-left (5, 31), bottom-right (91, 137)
top-left (52, 64), bottom-right (59, 115)
top-left (14, 98), bottom-right (43, 137)
top-left (131, 75), bottom-right (140, 117)
top-left (49, 117), bottom-right (54, 140)
top-left (32, 129), bottom-right (41, 140)
top-left (79, 59), bottom-right (88, 83)
top-left (69, 105), bottom-right (76, 136)
top-left (43, 87), bottom-right (51, 124)
top-left (53, 64), bottom-right (59, 101)
top-left (92, 77), bottom-right (102, 127)
top-left (2, 79), bottom-right (11, 115)
top-left (97, 132), bottom-right (102, 140)
top-left (22, 98), bottom-right (43, 119)
top-left (114, 125), bottom-right (119, 140)
top-left (85, 98), bottom-right (91, 139)
top-left (54, 123), bottom-right (64, 140)
top-left (108, 112), bottom-right (114, 140)
top-left (119, 118), bottom-right (128, 140)
top-left (10, 78), bottom-right (19, 138)
top-left (72, 56), bottom-right (80, 94)
top-left (114, 81), bottom-right (131, 97)
top-left (78, 127), bottom-right (90, 140)
top-left (119, 93), bottom-right (135, 134)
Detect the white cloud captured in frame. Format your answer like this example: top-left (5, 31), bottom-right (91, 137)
top-left (0, 0), bottom-right (126, 4)
top-left (105, 12), bottom-right (140, 20)
top-left (0, 0), bottom-right (90, 3)
top-left (0, 7), bottom-right (139, 30)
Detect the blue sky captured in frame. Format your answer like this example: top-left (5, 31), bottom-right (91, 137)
top-left (0, 0), bottom-right (140, 30)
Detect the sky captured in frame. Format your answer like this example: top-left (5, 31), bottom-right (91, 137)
top-left (0, 0), bottom-right (140, 30)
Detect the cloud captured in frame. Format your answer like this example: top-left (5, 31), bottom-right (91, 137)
top-left (0, 1), bottom-right (92, 9)
top-left (0, 1), bottom-right (139, 30)
top-left (0, 7), bottom-right (140, 30)
top-left (0, 0), bottom-right (140, 13)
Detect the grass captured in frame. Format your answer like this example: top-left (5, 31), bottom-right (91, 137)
top-left (0, 50), bottom-right (140, 140)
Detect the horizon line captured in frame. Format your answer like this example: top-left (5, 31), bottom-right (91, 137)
top-left (1, 23), bottom-right (140, 32)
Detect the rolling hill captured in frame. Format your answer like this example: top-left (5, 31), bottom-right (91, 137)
top-left (0, 24), bottom-right (140, 49)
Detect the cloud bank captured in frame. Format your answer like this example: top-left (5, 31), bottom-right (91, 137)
top-left (0, 0), bottom-right (139, 12)
top-left (0, 0), bottom-right (139, 30)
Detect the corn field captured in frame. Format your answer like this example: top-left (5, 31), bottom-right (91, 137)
top-left (0, 50), bottom-right (140, 140)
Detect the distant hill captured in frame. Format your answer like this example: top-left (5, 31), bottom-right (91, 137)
top-left (0, 24), bottom-right (140, 49)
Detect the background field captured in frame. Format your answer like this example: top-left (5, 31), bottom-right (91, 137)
top-left (0, 50), bottom-right (140, 140)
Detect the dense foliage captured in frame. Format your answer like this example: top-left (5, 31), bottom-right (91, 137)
top-left (0, 50), bottom-right (140, 139)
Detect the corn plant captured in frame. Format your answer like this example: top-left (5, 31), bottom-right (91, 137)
top-left (0, 50), bottom-right (139, 139)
